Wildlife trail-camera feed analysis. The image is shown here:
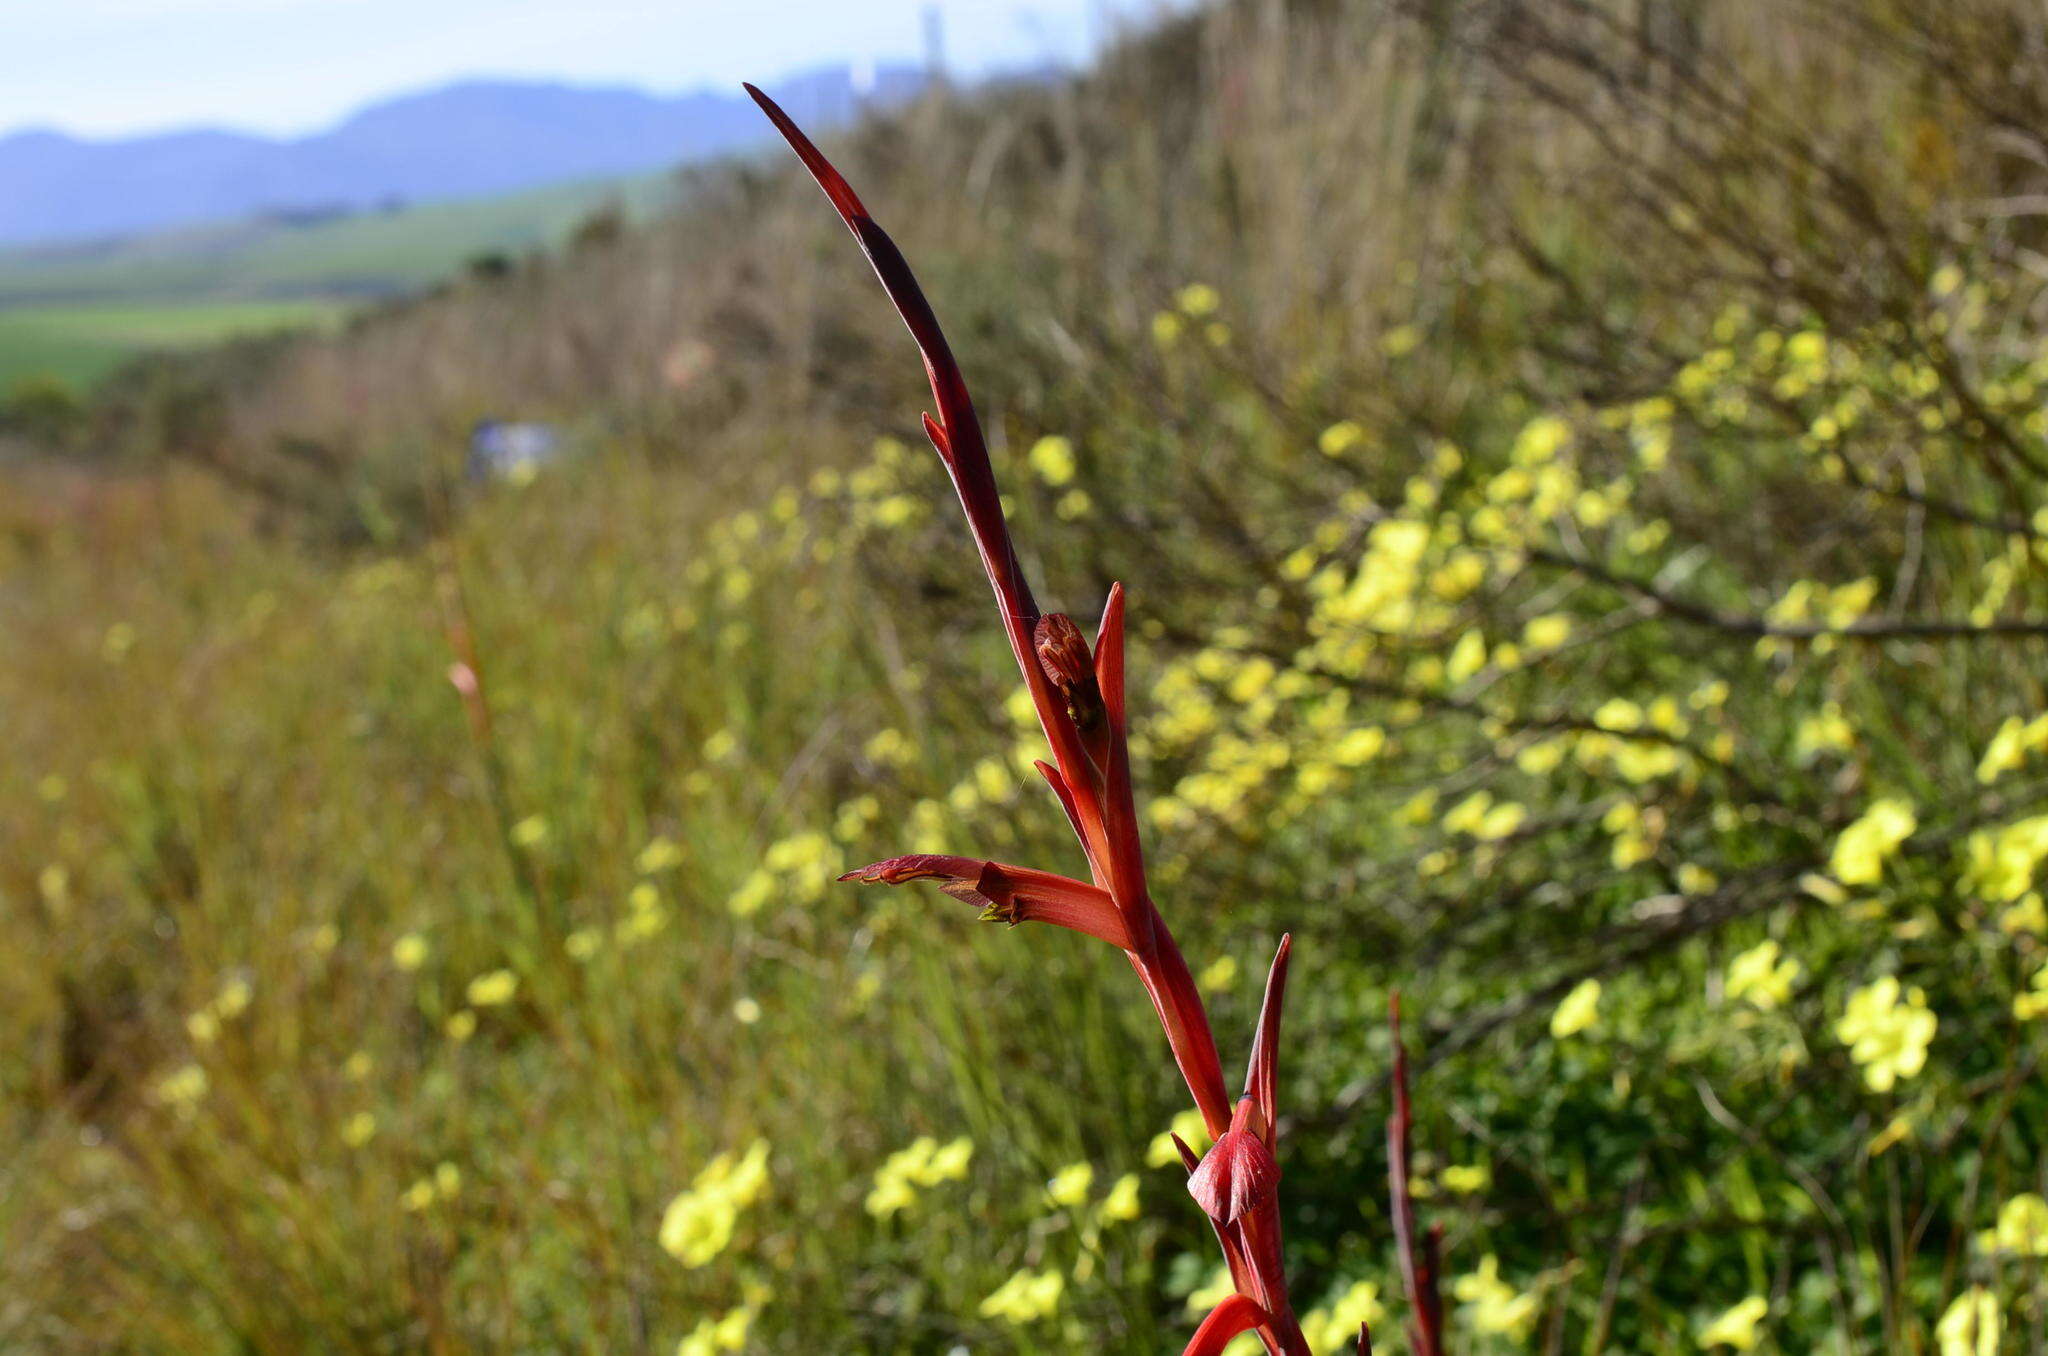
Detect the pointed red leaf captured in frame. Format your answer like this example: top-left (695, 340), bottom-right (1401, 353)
top-left (838, 854), bottom-right (1134, 950)
top-left (1245, 935), bottom-right (1293, 1135)
top-left (1094, 583), bottom-right (1128, 731)
top-left (1182, 1295), bottom-right (1273, 1356)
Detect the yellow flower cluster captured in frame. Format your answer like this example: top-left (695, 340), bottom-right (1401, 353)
top-left (401, 1161), bottom-right (462, 1212)
top-left (184, 974), bottom-right (253, 1044)
top-left (1300, 1279), bottom-right (1384, 1354)
top-left (675, 1301), bottom-right (757, 1356)
top-left (1829, 797), bottom-right (1917, 888)
top-left (1793, 702), bottom-right (1855, 760)
top-left (978, 1267), bottom-right (1064, 1324)
top-left (1145, 1108), bottom-right (1212, 1168)
top-left (466, 968), bottom-right (518, 1007)
top-left (1835, 978), bottom-right (1936, 1092)
top-left (1452, 1254), bottom-right (1539, 1337)
top-left (864, 1135), bottom-right (973, 1218)
top-left (1977, 712), bottom-right (2048, 783)
top-left (1724, 940), bottom-right (1801, 1010)
top-left (1961, 814), bottom-right (2048, 904)
top-left (151, 1062), bottom-right (208, 1110)
top-left (2015, 965), bottom-right (2048, 1022)
top-left (1936, 1287), bottom-right (2000, 1356)
top-left (659, 1139), bottom-right (771, 1268)
top-left (1043, 1161), bottom-right (1094, 1209)
top-left (1977, 1193), bottom-right (2048, 1256)
top-left (728, 830), bottom-right (844, 917)
top-left (1442, 790), bottom-right (1527, 841)
top-left (1698, 1296), bottom-right (1768, 1350)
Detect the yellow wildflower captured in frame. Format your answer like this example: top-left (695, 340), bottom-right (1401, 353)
top-left (1936, 1287), bottom-right (2000, 1356)
top-left (637, 836), bottom-right (685, 873)
top-left (1200, 955), bottom-right (1239, 993)
top-left (1098, 1173), bottom-right (1142, 1223)
top-left (392, 933), bottom-right (428, 971)
top-left (1550, 979), bottom-right (1602, 1039)
top-left (466, 969), bottom-right (518, 1007)
top-left (1443, 791), bottom-right (1495, 836)
top-left (1835, 977), bottom-right (1936, 1091)
top-left (1699, 1295), bottom-right (1768, 1350)
top-left (1027, 435), bottom-right (1077, 486)
top-left (1319, 420), bottom-right (1367, 456)
top-left (1978, 713), bottom-right (2048, 783)
top-left (1176, 282), bottom-right (1220, 316)
top-left (1979, 1193), bottom-right (2048, 1256)
top-left (1302, 1280), bottom-right (1384, 1353)
top-left (1725, 940), bottom-right (1800, 1010)
top-left (979, 1267), bottom-right (1064, 1323)
top-left (1045, 1162), bottom-right (1095, 1209)
top-left (1440, 1164), bottom-right (1490, 1194)
top-left (2015, 965), bottom-right (2048, 1021)
top-left (1869, 1113), bottom-right (1915, 1156)
top-left (659, 1139), bottom-right (771, 1267)
top-left (1794, 703), bottom-right (1855, 760)
top-left (153, 1063), bottom-right (208, 1108)
top-left (1148, 1108), bottom-right (1211, 1168)
top-left (1830, 797), bottom-right (1917, 887)
top-left (727, 868), bottom-right (776, 918)
top-left (2001, 895), bottom-right (2046, 935)
top-left (1453, 1254), bottom-right (1539, 1337)
top-left (1521, 614), bottom-right (1571, 651)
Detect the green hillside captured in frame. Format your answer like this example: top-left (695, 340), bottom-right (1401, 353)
top-left (0, 171), bottom-right (673, 390)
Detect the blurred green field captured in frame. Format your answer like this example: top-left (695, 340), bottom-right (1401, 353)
top-left (4, 2), bottom-right (2048, 1353)
top-left (0, 172), bottom-right (669, 390)
top-left (0, 298), bottom-right (352, 387)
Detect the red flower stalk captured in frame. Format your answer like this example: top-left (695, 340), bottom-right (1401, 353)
top-left (1388, 993), bottom-right (1446, 1356)
top-left (746, 83), bottom-right (1333, 1355)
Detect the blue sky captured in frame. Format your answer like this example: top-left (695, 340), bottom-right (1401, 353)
top-left (2, 0), bottom-right (1171, 140)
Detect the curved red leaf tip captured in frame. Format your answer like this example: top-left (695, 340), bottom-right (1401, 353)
top-left (838, 854), bottom-right (983, 887)
top-left (1170, 1131), bottom-right (1202, 1174)
top-left (838, 855), bottom-right (1135, 950)
top-left (1180, 1294), bottom-right (1273, 1356)
top-left (741, 82), bottom-right (870, 227)
top-left (1357, 1321), bottom-right (1374, 1355)
top-left (1186, 1115), bottom-right (1281, 1224)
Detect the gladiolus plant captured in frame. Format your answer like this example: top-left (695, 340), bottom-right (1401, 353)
top-left (747, 83), bottom-right (1443, 1356)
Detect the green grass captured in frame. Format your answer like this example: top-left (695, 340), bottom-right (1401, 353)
top-left (0, 299), bottom-right (352, 388)
top-left (0, 171), bottom-right (674, 390)
top-left (0, 173), bottom-right (673, 309)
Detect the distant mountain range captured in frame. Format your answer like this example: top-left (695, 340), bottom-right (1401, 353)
top-left (0, 65), bottom-right (928, 248)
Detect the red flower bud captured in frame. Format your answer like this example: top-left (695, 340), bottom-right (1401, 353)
top-left (1187, 1100), bottom-right (1281, 1225)
top-left (1035, 613), bottom-right (1107, 736)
